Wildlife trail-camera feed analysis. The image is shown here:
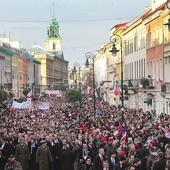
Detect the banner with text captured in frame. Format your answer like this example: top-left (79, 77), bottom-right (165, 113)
top-left (38, 102), bottom-right (50, 110)
top-left (12, 99), bottom-right (32, 109)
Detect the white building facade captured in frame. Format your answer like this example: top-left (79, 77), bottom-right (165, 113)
top-left (122, 15), bottom-right (150, 111)
top-left (94, 48), bottom-right (107, 101)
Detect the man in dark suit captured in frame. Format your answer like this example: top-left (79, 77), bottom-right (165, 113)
top-left (93, 148), bottom-right (106, 170)
top-left (46, 136), bottom-right (63, 170)
top-left (107, 151), bottom-right (119, 170)
top-left (79, 143), bottom-right (93, 161)
top-left (123, 154), bottom-right (134, 170)
top-left (152, 152), bottom-right (166, 170)
top-left (0, 138), bottom-right (10, 158)
top-left (60, 143), bottom-right (74, 170)
top-left (133, 158), bottom-right (142, 170)
top-left (28, 138), bottom-right (38, 170)
top-left (0, 149), bottom-right (7, 170)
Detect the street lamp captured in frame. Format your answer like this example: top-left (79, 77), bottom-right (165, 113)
top-left (165, 0), bottom-right (170, 31)
top-left (73, 62), bottom-right (81, 89)
top-left (73, 62), bottom-right (82, 109)
top-left (109, 34), bottom-right (124, 108)
top-left (1, 70), bottom-right (3, 89)
top-left (85, 52), bottom-right (96, 114)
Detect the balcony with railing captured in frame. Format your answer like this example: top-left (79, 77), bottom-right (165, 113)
top-left (161, 82), bottom-right (170, 94)
top-left (113, 78), bottom-right (156, 90)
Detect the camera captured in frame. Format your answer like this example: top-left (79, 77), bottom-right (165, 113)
top-left (79, 159), bottom-right (85, 165)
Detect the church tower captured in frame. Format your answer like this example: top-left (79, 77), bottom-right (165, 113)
top-left (44, 7), bottom-right (62, 52)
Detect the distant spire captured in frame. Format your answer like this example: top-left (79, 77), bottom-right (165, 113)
top-left (3, 31), bottom-right (6, 38)
top-left (50, 8), bottom-right (52, 18)
top-left (47, 1), bottom-right (60, 38)
top-left (9, 31), bottom-right (11, 40)
top-left (51, 1), bottom-right (55, 18)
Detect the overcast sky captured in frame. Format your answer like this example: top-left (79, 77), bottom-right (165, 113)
top-left (0, 0), bottom-right (151, 66)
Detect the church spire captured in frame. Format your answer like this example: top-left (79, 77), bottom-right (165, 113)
top-left (47, 4), bottom-right (60, 38)
top-left (51, 2), bottom-right (55, 19)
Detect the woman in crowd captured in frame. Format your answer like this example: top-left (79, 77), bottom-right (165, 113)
top-left (78, 156), bottom-right (95, 170)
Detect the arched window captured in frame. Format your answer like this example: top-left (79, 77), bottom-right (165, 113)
top-left (53, 43), bottom-right (56, 50)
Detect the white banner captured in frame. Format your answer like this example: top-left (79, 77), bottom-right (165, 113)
top-left (45, 90), bottom-right (61, 96)
top-left (38, 102), bottom-right (50, 110)
top-left (12, 99), bottom-right (32, 109)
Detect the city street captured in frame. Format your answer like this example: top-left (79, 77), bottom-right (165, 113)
top-left (0, 0), bottom-right (170, 170)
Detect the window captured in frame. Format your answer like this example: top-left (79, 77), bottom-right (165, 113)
top-left (134, 36), bottom-right (136, 52)
top-left (155, 28), bottom-right (158, 45)
top-left (130, 64), bottom-right (132, 79)
top-left (153, 60), bottom-right (156, 79)
top-left (135, 62), bottom-right (136, 79)
top-left (127, 40), bottom-right (129, 55)
top-left (147, 31), bottom-right (151, 49)
top-left (141, 59), bottom-right (143, 77)
top-left (150, 61), bottom-right (153, 78)
top-left (137, 61), bottom-right (139, 79)
top-left (157, 60), bottom-right (160, 80)
top-left (125, 42), bottom-right (127, 56)
top-left (136, 35), bottom-right (138, 51)
top-left (132, 63), bottom-right (133, 79)
top-left (160, 59), bottom-right (163, 79)
top-left (53, 43), bottom-right (56, 50)
top-left (144, 59), bottom-right (145, 76)
top-left (140, 33), bottom-right (142, 50)
top-left (152, 30), bottom-right (155, 47)
top-left (159, 26), bottom-right (163, 44)
top-left (139, 60), bottom-right (141, 78)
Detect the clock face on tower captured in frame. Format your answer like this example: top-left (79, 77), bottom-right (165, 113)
top-left (166, 0), bottom-right (170, 10)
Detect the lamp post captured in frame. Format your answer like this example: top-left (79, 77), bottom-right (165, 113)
top-left (73, 62), bottom-right (81, 89)
top-left (73, 62), bottom-right (82, 109)
top-left (109, 34), bottom-right (124, 108)
top-left (85, 52), bottom-right (96, 114)
top-left (165, 0), bottom-right (170, 31)
top-left (1, 70), bottom-right (2, 89)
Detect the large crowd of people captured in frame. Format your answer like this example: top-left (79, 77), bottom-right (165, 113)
top-left (0, 95), bottom-right (170, 170)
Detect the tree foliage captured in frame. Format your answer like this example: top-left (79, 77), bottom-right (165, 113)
top-left (0, 89), bottom-right (8, 103)
top-left (66, 89), bottom-right (82, 102)
top-left (23, 88), bottom-right (31, 96)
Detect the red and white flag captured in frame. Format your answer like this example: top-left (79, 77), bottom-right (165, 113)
top-left (114, 130), bottom-right (119, 137)
top-left (27, 90), bottom-right (33, 99)
top-left (159, 78), bottom-right (163, 84)
top-left (120, 132), bottom-right (127, 142)
top-left (11, 107), bottom-right (17, 113)
top-left (113, 82), bottom-right (121, 96)
top-left (86, 86), bottom-right (92, 96)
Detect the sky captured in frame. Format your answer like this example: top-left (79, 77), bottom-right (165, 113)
top-left (0, 0), bottom-right (151, 66)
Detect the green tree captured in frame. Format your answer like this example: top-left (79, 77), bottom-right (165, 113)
top-left (23, 88), bottom-right (31, 96)
top-left (0, 89), bottom-right (8, 103)
top-left (66, 89), bottom-right (82, 102)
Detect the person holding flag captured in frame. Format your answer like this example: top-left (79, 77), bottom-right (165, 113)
top-left (27, 90), bottom-right (33, 100)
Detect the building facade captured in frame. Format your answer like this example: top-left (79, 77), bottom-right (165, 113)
top-left (0, 45), bottom-right (13, 90)
top-left (143, 2), bottom-right (166, 114)
top-left (123, 13), bottom-right (148, 110)
top-left (33, 10), bottom-right (68, 92)
top-left (93, 0), bottom-right (170, 114)
top-left (162, 3), bottom-right (170, 114)
top-left (0, 38), bottom-right (41, 98)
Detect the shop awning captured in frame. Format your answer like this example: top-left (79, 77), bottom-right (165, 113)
top-left (144, 98), bottom-right (152, 105)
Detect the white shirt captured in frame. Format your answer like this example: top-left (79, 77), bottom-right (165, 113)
top-left (0, 142), bottom-right (5, 150)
